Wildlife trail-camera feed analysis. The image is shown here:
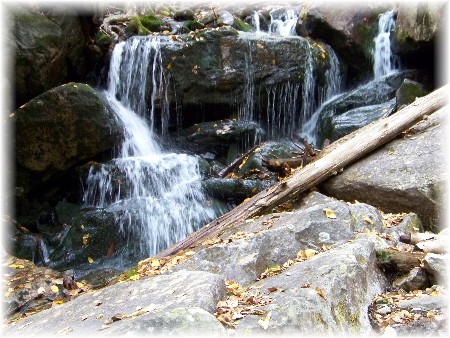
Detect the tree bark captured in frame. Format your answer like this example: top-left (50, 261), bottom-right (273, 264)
top-left (157, 85), bottom-right (448, 258)
top-left (376, 248), bottom-right (426, 273)
top-left (218, 144), bottom-right (259, 178)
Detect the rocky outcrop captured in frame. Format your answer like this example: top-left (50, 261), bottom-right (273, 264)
top-left (322, 106), bottom-right (447, 231)
top-left (9, 7), bottom-right (95, 108)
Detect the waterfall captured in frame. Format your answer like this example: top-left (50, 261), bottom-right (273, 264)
top-left (269, 8), bottom-right (298, 37)
top-left (252, 11), bottom-right (262, 34)
top-left (300, 47), bottom-right (342, 145)
top-left (82, 37), bottom-right (216, 260)
top-left (373, 10), bottom-right (397, 79)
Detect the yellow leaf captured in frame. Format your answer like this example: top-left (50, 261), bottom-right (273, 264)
top-left (9, 264), bottom-right (25, 269)
top-left (54, 300), bottom-right (64, 305)
top-left (364, 217), bottom-right (373, 224)
top-left (87, 257), bottom-right (94, 264)
top-left (4, 291), bottom-right (10, 297)
top-left (304, 249), bottom-right (318, 258)
top-left (82, 233), bottom-right (90, 247)
top-left (50, 285), bottom-right (59, 293)
top-left (129, 274), bottom-right (140, 281)
top-left (166, 63), bottom-right (172, 70)
top-left (150, 259), bottom-right (161, 268)
top-left (321, 52), bottom-right (326, 59)
top-left (76, 282), bottom-right (85, 288)
top-left (323, 208), bottom-right (337, 219)
top-left (184, 251), bottom-right (195, 257)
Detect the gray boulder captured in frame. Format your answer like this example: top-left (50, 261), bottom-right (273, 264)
top-left (322, 106), bottom-right (446, 231)
top-left (423, 253), bottom-right (448, 285)
top-left (174, 197), bottom-right (385, 285)
top-left (234, 234), bottom-right (388, 335)
top-left (3, 270), bottom-right (227, 336)
top-left (330, 99), bottom-right (396, 141)
top-left (395, 78), bottom-right (427, 108)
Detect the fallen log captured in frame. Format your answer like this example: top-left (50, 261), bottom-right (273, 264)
top-left (157, 85), bottom-right (448, 258)
top-left (376, 248), bottom-right (426, 273)
top-left (218, 144), bottom-right (259, 178)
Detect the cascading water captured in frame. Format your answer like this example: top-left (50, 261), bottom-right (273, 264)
top-left (300, 47), bottom-right (342, 145)
top-left (373, 10), bottom-right (397, 79)
top-left (268, 8), bottom-right (298, 37)
top-left (82, 36), bottom-right (216, 261)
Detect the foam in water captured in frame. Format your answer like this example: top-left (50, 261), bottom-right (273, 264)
top-left (82, 37), bottom-right (216, 260)
top-left (373, 10), bottom-right (397, 79)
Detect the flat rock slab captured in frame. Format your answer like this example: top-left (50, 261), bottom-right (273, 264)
top-left (4, 270), bottom-right (226, 336)
top-left (322, 107), bottom-right (447, 231)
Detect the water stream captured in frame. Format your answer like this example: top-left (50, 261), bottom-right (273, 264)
top-left (82, 37), bottom-right (216, 260)
top-left (373, 10), bottom-right (397, 78)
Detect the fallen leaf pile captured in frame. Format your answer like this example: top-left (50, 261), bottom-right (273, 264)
top-left (215, 280), bottom-right (273, 328)
top-left (258, 247), bottom-right (331, 280)
top-left (380, 212), bottom-right (408, 228)
top-left (368, 286), bottom-right (447, 334)
top-left (3, 255), bottom-right (90, 323)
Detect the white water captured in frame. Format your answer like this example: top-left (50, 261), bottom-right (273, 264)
top-left (300, 47), bottom-right (342, 144)
top-left (269, 8), bottom-right (298, 37)
top-left (373, 10), bottom-right (397, 79)
top-left (252, 11), bottom-right (262, 35)
top-left (83, 37), bottom-right (216, 259)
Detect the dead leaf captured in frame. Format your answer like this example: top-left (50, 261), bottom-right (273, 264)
top-left (82, 233), bottom-right (89, 247)
top-left (128, 274), bottom-right (140, 281)
top-left (315, 287), bottom-right (327, 300)
top-left (364, 217), bottom-right (373, 224)
top-left (87, 257), bottom-right (94, 264)
top-left (257, 312), bottom-right (271, 330)
top-left (323, 208), bottom-right (337, 219)
top-left (50, 285), bottom-right (59, 293)
top-left (301, 283), bottom-right (311, 288)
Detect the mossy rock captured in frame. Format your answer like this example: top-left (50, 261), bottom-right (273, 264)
top-left (125, 15), bottom-right (163, 36)
top-left (94, 31), bottom-right (113, 49)
top-left (183, 20), bottom-right (205, 32)
top-left (232, 16), bottom-right (251, 32)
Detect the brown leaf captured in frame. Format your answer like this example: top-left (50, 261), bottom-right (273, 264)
top-left (315, 287), bottom-right (327, 300)
top-left (323, 208), bottom-right (337, 219)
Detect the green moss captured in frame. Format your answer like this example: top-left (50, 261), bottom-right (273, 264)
top-left (139, 14), bottom-right (163, 32)
top-left (123, 268), bottom-right (138, 279)
top-left (94, 31), bottom-right (113, 49)
top-left (125, 16), bottom-right (150, 36)
top-left (232, 17), bottom-right (251, 32)
top-left (334, 300), bottom-right (360, 333)
top-left (184, 20), bottom-right (205, 32)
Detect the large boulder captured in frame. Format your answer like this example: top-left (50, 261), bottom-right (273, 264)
top-left (156, 29), bottom-right (338, 130)
top-left (14, 83), bottom-right (121, 186)
top-left (9, 7), bottom-right (94, 108)
top-left (233, 234), bottom-right (388, 334)
top-left (322, 106), bottom-right (447, 232)
top-left (174, 196), bottom-right (385, 285)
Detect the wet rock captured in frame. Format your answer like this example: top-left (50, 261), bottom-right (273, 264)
top-left (322, 107), bottom-right (446, 231)
top-left (392, 267), bottom-right (430, 291)
top-left (317, 70), bottom-right (417, 145)
top-left (330, 99), bottom-right (396, 141)
top-left (3, 270), bottom-right (226, 336)
top-left (423, 253), bottom-right (448, 285)
top-left (233, 235), bottom-right (387, 334)
top-left (174, 119), bottom-right (264, 160)
top-left (395, 78), bottom-right (427, 108)
top-left (202, 178), bottom-right (273, 204)
top-left (174, 196), bottom-right (385, 285)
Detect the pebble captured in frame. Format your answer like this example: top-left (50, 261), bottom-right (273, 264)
top-left (376, 305), bottom-right (392, 315)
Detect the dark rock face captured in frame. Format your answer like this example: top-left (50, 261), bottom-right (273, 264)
top-left (316, 70), bottom-right (417, 145)
top-left (322, 107), bottom-right (446, 231)
top-left (14, 83), bottom-right (121, 180)
top-left (296, 2), bottom-right (388, 84)
top-left (395, 78), bottom-right (427, 108)
top-left (9, 7), bottom-right (95, 108)
top-left (13, 83), bottom-right (122, 230)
